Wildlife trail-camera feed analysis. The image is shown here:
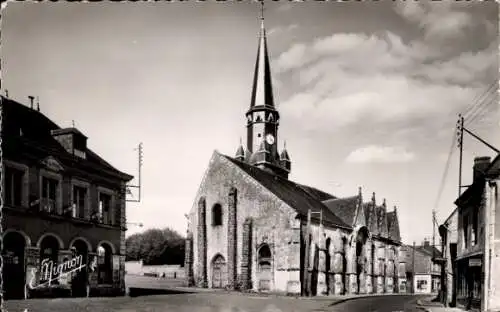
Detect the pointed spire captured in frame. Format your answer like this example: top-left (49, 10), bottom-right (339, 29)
top-left (383, 198), bottom-right (387, 208)
top-left (280, 140), bottom-right (291, 161)
top-left (235, 137), bottom-right (246, 161)
top-left (250, 0), bottom-right (275, 109)
top-left (371, 192), bottom-right (376, 204)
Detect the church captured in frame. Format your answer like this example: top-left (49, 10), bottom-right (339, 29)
top-left (184, 10), bottom-right (406, 296)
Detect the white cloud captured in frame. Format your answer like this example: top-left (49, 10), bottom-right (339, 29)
top-left (268, 24), bottom-right (298, 37)
top-left (275, 11), bottom-right (496, 137)
top-left (346, 145), bottom-right (416, 164)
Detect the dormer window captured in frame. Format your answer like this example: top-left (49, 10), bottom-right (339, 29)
top-left (51, 128), bottom-right (88, 159)
top-left (212, 204), bottom-right (222, 226)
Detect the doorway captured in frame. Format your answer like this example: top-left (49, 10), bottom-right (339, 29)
top-left (2, 232), bottom-right (27, 299)
top-left (211, 254), bottom-right (227, 289)
top-left (71, 239), bottom-right (89, 297)
top-left (257, 244), bottom-right (273, 292)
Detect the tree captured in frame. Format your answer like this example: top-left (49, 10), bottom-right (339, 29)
top-left (125, 227), bottom-right (185, 265)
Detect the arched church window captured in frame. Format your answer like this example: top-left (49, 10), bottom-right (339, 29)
top-left (255, 115), bottom-right (262, 122)
top-left (212, 204), bottom-right (222, 226)
top-left (267, 114), bottom-right (274, 122)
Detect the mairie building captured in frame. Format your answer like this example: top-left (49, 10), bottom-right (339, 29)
top-left (2, 96), bottom-right (133, 299)
top-left (184, 14), bottom-right (406, 296)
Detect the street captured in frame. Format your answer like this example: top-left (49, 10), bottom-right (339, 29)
top-left (4, 293), bottom-right (430, 312)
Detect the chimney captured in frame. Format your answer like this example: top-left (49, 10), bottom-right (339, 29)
top-left (28, 96), bottom-right (34, 109)
top-left (423, 239), bottom-right (430, 247)
top-left (473, 156), bottom-right (491, 182)
top-left (36, 96), bottom-right (40, 112)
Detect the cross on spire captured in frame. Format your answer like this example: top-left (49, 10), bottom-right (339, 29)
top-left (260, 0), bottom-right (265, 21)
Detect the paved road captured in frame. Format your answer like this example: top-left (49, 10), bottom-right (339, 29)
top-left (327, 295), bottom-right (429, 312)
top-left (4, 293), bottom-right (430, 312)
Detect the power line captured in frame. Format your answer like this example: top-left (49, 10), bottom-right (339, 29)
top-left (463, 81), bottom-right (497, 118)
top-left (433, 130), bottom-right (457, 213)
top-left (466, 88), bottom-right (497, 120)
top-left (467, 95), bottom-right (498, 126)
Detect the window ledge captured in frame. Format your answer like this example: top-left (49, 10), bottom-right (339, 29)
top-left (6, 206), bottom-right (122, 230)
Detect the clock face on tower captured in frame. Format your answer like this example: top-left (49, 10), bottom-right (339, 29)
top-left (265, 134), bottom-right (275, 145)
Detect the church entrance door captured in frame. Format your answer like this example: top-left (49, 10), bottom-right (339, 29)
top-left (211, 254), bottom-right (226, 289)
top-left (257, 244), bottom-right (273, 292)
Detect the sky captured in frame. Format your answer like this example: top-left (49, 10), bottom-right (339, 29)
top-left (2, 0), bottom-right (499, 246)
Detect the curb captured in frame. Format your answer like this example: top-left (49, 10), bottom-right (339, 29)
top-left (327, 294), bottom-right (419, 307)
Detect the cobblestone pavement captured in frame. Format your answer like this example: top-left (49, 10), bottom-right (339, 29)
top-left (4, 293), bottom-right (429, 312)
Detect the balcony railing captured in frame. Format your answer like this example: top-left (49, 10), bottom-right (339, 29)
top-left (40, 198), bottom-right (56, 214)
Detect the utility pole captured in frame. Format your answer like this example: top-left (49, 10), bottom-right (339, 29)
top-left (126, 142), bottom-right (143, 202)
top-left (457, 115), bottom-right (464, 198)
top-left (412, 241), bottom-right (416, 294)
top-left (456, 114), bottom-right (499, 195)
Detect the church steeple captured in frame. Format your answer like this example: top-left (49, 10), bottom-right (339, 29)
top-left (250, 1), bottom-right (275, 110)
top-left (236, 1), bottom-right (291, 179)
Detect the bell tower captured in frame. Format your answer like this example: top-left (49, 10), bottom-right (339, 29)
top-left (236, 1), bottom-right (291, 179)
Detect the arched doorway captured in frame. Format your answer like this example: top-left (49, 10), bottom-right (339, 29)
top-left (2, 232), bottom-right (27, 299)
top-left (97, 243), bottom-right (113, 285)
top-left (257, 244), bottom-right (273, 292)
top-left (71, 239), bottom-right (89, 296)
top-left (39, 235), bottom-right (60, 285)
top-left (355, 227), bottom-right (369, 294)
top-left (211, 254), bottom-right (227, 289)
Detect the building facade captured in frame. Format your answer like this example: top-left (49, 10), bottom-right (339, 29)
top-left (450, 155), bottom-right (500, 311)
top-left (184, 14), bottom-right (406, 296)
top-left (438, 207), bottom-right (459, 307)
top-left (1, 96), bottom-right (133, 299)
top-left (402, 241), bottom-right (442, 295)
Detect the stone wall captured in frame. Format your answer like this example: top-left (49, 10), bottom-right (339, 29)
top-left (188, 153), bottom-right (300, 292)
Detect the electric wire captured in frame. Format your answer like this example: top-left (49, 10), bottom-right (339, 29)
top-left (462, 81), bottom-right (497, 119)
top-left (433, 130), bottom-right (457, 214)
top-left (466, 91), bottom-right (497, 125)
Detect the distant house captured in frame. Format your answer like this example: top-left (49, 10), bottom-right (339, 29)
top-left (438, 207), bottom-right (459, 307)
top-left (125, 260), bottom-right (185, 279)
top-left (403, 240), bottom-right (442, 294)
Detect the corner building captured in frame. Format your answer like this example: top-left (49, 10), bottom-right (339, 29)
top-left (1, 97), bottom-right (133, 299)
top-left (184, 15), bottom-right (405, 296)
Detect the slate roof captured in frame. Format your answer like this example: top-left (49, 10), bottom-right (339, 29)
top-left (416, 244), bottom-right (442, 258)
top-left (387, 211), bottom-right (401, 243)
top-left (298, 185), bottom-right (337, 202)
top-left (376, 205), bottom-right (389, 238)
top-left (2, 96), bottom-right (133, 181)
top-left (222, 155), bottom-right (350, 229)
top-left (322, 196), bottom-right (359, 227)
top-left (363, 202), bottom-right (378, 235)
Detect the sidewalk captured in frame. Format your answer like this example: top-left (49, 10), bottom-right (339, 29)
top-left (418, 307), bottom-right (464, 312)
top-left (416, 297), bottom-right (465, 312)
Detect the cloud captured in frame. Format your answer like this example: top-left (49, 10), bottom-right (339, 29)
top-left (274, 3), bottom-right (497, 141)
top-left (268, 24), bottom-right (298, 37)
top-left (394, 1), bottom-right (496, 52)
top-left (346, 145), bottom-right (416, 164)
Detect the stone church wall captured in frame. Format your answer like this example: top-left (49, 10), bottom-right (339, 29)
top-left (188, 154), bottom-right (300, 292)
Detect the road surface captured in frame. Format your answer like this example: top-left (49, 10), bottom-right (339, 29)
top-left (4, 292), bottom-right (430, 312)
